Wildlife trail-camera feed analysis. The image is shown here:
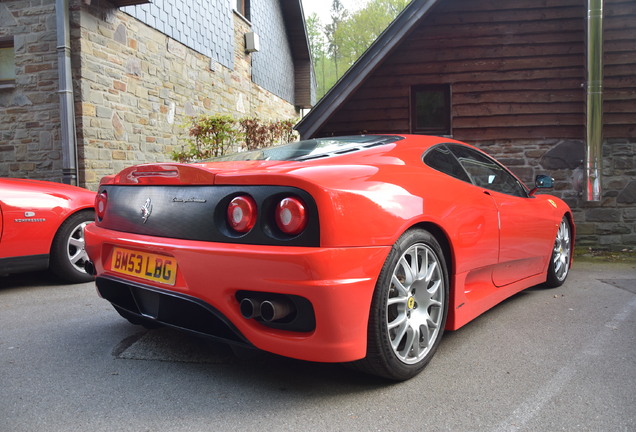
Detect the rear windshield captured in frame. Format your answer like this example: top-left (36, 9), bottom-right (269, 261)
top-left (210, 135), bottom-right (403, 162)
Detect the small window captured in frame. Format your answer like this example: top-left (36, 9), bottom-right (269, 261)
top-left (411, 85), bottom-right (451, 135)
top-left (0, 38), bottom-right (16, 88)
top-left (236, 0), bottom-right (251, 21)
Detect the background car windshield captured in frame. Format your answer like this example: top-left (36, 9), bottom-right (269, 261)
top-left (212, 135), bottom-right (402, 162)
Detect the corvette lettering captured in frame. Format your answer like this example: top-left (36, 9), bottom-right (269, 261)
top-left (14, 218), bottom-right (46, 223)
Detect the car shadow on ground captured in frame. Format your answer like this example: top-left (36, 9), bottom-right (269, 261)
top-left (114, 324), bottom-right (393, 387)
top-left (101, 286), bottom-right (549, 392)
top-left (0, 270), bottom-right (70, 289)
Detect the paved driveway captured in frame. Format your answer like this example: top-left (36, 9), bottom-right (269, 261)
top-left (1, 260), bottom-right (634, 432)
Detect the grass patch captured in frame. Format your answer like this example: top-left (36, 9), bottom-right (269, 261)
top-left (574, 247), bottom-right (636, 263)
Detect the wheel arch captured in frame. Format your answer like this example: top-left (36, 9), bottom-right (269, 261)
top-left (406, 221), bottom-right (454, 277)
top-left (565, 211), bottom-right (575, 245)
top-left (563, 211), bottom-right (576, 267)
top-left (49, 207), bottom-right (95, 254)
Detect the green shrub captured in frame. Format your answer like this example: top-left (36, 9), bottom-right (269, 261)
top-left (172, 115), bottom-right (298, 162)
top-left (239, 118), bottom-right (297, 151)
top-left (171, 115), bottom-right (239, 163)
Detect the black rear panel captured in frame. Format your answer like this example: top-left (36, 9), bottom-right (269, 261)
top-left (97, 185), bottom-right (319, 246)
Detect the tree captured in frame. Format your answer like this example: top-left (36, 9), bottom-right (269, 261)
top-left (324, 0), bottom-right (348, 79)
top-left (337, 0), bottom-right (410, 66)
top-left (306, 13), bottom-right (328, 96)
top-left (309, 0), bottom-right (410, 100)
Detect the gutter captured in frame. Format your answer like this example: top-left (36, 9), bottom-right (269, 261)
top-left (585, 0), bottom-right (604, 201)
top-left (56, 0), bottom-right (78, 185)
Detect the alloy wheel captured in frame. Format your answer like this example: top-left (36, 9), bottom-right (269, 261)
top-left (386, 243), bottom-right (445, 365)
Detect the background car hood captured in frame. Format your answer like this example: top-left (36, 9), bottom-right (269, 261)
top-left (1, 178), bottom-right (96, 200)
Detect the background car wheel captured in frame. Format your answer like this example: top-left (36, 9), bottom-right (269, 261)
top-left (50, 210), bottom-right (95, 283)
top-left (355, 229), bottom-right (449, 381)
top-left (545, 216), bottom-right (572, 288)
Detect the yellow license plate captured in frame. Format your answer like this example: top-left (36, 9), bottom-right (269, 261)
top-left (110, 247), bottom-right (177, 285)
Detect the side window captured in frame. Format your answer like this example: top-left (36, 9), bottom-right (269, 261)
top-left (448, 145), bottom-right (527, 197)
top-left (423, 145), bottom-right (471, 183)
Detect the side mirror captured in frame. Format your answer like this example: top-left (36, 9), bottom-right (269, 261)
top-left (529, 175), bottom-right (554, 196)
top-left (535, 175), bottom-right (554, 188)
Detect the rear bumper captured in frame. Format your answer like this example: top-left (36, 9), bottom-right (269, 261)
top-left (95, 275), bottom-right (252, 345)
top-left (85, 224), bottom-right (391, 363)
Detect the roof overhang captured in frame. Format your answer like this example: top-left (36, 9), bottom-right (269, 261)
top-left (111, 0), bottom-right (151, 7)
top-left (280, 0), bottom-right (315, 108)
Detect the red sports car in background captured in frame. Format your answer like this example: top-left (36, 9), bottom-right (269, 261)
top-left (84, 135), bottom-right (573, 380)
top-left (0, 178), bottom-right (95, 283)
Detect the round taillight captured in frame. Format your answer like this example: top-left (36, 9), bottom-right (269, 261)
top-left (275, 197), bottom-right (307, 235)
top-left (227, 195), bottom-right (257, 233)
top-left (96, 191), bottom-right (107, 220)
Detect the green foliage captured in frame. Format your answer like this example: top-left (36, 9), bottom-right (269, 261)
top-left (172, 115), bottom-right (239, 162)
top-left (172, 115), bottom-right (297, 162)
top-left (337, 0), bottom-right (410, 63)
top-left (307, 0), bottom-right (410, 100)
top-left (239, 118), bottom-right (297, 151)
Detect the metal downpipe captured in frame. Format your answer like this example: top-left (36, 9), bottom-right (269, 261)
top-left (585, 0), bottom-right (604, 202)
top-left (56, 0), bottom-right (78, 185)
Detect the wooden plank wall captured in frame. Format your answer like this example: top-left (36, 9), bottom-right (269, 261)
top-left (604, 0), bottom-right (636, 139)
top-left (316, 0), bottom-right (635, 142)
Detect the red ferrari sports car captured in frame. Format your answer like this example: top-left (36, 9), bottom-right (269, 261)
top-left (84, 135), bottom-right (573, 380)
top-left (0, 178), bottom-right (96, 283)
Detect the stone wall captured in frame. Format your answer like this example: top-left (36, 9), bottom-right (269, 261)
top-left (74, 2), bottom-right (299, 190)
top-left (0, 0), bottom-right (63, 182)
top-left (572, 141), bottom-right (636, 251)
top-left (479, 139), bottom-right (636, 252)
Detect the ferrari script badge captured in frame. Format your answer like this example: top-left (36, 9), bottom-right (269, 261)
top-left (140, 198), bottom-right (153, 223)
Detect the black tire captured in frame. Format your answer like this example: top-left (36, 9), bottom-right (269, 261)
top-left (355, 229), bottom-right (449, 381)
top-left (545, 216), bottom-right (572, 288)
top-left (49, 210), bottom-right (95, 283)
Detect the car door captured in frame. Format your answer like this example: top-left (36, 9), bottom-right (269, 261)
top-left (0, 184), bottom-right (59, 259)
top-left (423, 144), bottom-right (500, 274)
top-left (449, 144), bottom-right (555, 286)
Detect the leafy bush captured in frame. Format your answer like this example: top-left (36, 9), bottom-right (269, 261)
top-left (172, 115), bottom-right (297, 162)
top-left (171, 115), bottom-right (239, 163)
top-left (239, 118), bottom-right (297, 151)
